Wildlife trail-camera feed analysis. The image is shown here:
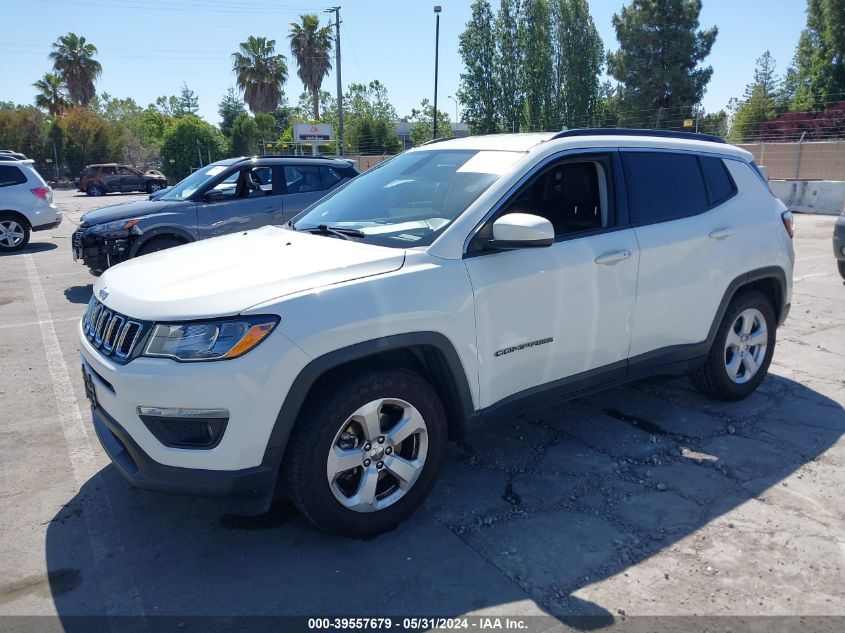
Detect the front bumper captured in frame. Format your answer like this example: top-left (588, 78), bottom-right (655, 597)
top-left (92, 404), bottom-right (279, 514)
top-left (834, 216), bottom-right (845, 262)
top-left (79, 319), bottom-right (311, 509)
top-left (72, 227), bottom-right (131, 271)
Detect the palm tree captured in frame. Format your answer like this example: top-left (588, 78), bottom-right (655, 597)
top-left (232, 36), bottom-right (288, 114)
top-left (33, 73), bottom-right (70, 117)
top-left (49, 32), bottom-right (102, 106)
top-left (288, 14), bottom-right (333, 120)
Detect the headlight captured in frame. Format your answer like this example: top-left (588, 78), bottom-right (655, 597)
top-left (89, 219), bottom-right (141, 235)
top-left (143, 316), bottom-right (279, 361)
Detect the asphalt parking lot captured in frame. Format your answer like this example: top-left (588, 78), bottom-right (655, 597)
top-left (0, 189), bottom-right (843, 624)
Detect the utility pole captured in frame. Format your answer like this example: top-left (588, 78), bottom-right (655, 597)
top-left (196, 139), bottom-right (203, 168)
top-left (433, 5), bottom-right (441, 139)
top-left (326, 6), bottom-right (343, 156)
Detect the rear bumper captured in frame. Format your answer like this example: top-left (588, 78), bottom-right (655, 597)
top-left (834, 216), bottom-right (845, 261)
top-left (32, 214), bottom-right (63, 231)
top-left (92, 404), bottom-right (280, 515)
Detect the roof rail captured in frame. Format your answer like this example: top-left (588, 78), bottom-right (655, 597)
top-left (551, 128), bottom-right (725, 144)
top-left (420, 137), bottom-right (452, 146)
top-left (245, 154), bottom-right (337, 160)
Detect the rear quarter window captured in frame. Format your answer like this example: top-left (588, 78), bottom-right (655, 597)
top-left (700, 156), bottom-right (737, 205)
top-left (0, 165), bottom-right (26, 187)
top-left (622, 152), bottom-right (709, 224)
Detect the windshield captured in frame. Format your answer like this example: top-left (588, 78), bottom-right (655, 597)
top-left (161, 164), bottom-right (232, 201)
top-left (292, 149), bottom-right (523, 247)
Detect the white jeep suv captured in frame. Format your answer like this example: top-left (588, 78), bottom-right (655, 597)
top-left (79, 130), bottom-right (794, 536)
top-left (0, 161), bottom-right (62, 252)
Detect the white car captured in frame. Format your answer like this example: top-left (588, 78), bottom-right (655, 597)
top-left (0, 160), bottom-right (62, 252)
top-left (79, 130), bottom-right (795, 536)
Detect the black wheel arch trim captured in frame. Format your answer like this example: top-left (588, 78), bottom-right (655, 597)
top-left (129, 226), bottom-right (194, 257)
top-left (263, 332), bottom-right (474, 465)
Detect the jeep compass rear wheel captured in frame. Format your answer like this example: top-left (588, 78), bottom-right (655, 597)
top-left (283, 368), bottom-right (447, 537)
top-left (691, 290), bottom-right (776, 401)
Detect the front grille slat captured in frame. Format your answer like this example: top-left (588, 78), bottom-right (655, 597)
top-left (82, 298), bottom-right (148, 363)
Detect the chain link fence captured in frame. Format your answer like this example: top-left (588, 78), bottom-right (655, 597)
top-left (737, 141), bottom-right (845, 181)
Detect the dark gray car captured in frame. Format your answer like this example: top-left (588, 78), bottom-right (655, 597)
top-left (72, 156), bottom-right (358, 272)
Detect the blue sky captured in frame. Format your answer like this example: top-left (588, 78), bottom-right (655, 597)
top-left (0, 0), bottom-right (807, 126)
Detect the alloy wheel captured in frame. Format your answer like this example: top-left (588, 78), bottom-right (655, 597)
top-left (326, 398), bottom-right (428, 513)
top-left (724, 307), bottom-right (768, 384)
top-left (0, 220), bottom-right (25, 249)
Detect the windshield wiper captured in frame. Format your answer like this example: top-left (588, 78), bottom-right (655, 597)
top-left (303, 224), bottom-right (365, 240)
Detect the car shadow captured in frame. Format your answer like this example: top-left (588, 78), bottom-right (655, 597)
top-left (44, 374), bottom-right (842, 622)
top-left (0, 242), bottom-right (57, 257)
top-left (72, 192), bottom-right (147, 199)
top-left (64, 285), bottom-right (93, 304)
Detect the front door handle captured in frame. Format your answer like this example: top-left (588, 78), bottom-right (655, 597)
top-left (594, 249), bottom-right (632, 265)
top-left (709, 227), bottom-right (734, 240)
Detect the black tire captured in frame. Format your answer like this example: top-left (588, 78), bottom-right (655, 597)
top-left (146, 180), bottom-right (165, 194)
top-left (0, 213), bottom-right (31, 252)
top-left (136, 236), bottom-right (184, 257)
top-left (690, 290), bottom-right (777, 401)
top-left (86, 184), bottom-right (104, 197)
top-left (838, 260), bottom-right (845, 281)
top-left (282, 367), bottom-right (448, 537)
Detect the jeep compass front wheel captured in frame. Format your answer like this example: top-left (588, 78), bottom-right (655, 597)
top-left (691, 290), bottom-right (776, 401)
top-left (283, 368), bottom-right (447, 537)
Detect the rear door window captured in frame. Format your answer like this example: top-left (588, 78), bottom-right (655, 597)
top-left (622, 152), bottom-right (709, 224)
top-left (284, 165), bottom-right (322, 193)
top-left (0, 165), bottom-right (26, 187)
top-left (321, 166), bottom-right (344, 189)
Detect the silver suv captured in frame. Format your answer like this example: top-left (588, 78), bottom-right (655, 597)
top-left (0, 160), bottom-right (62, 252)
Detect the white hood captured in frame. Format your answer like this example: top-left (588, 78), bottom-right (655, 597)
top-left (94, 226), bottom-right (406, 321)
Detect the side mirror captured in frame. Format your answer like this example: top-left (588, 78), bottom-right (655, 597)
top-left (490, 213), bottom-right (554, 249)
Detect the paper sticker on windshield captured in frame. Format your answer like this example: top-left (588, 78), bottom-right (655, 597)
top-left (205, 166), bottom-right (227, 176)
top-left (457, 151), bottom-right (522, 175)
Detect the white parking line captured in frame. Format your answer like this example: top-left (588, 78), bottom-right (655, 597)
top-left (23, 254), bottom-right (145, 619)
top-left (794, 272), bottom-right (831, 282)
top-left (0, 316), bottom-right (79, 331)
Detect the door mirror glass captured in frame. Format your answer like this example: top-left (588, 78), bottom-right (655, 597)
top-left (491, 213), bottom-right (554, 249)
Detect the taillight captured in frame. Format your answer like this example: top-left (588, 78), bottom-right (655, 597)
top-left (781, 210), bottom-right (794, 238)
top-left (31, 186), bottom-right (52, 203)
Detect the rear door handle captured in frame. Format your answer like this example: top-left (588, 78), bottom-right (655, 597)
top-left (709, 227), bottom-right (734, 240)
top-left (594, 249), bottom-right (632, 265)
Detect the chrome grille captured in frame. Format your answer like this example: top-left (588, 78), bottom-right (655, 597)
top-left (82, 297), bottom-right (147, 362)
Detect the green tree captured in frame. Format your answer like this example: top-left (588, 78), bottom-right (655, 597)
top-left (288, 14), bottom-right (333, 120)
top-left (550, 0), bottom-right (604, 129)
top-left (49, 32), bottom-right (102, 107)
top-left (229, 113), bottom-right (259, 156)
top-left (343, 81), bottom-right (400, 153)
top-left (607, 0), bottom-right (717, 128)
top-left (232, 36), bottom-right (288, 114)
top-left (92, 93), bottom-right (142, 122)
top-left (408, 98), bottom-right (452, 146)
top-left (518, 0), bottom-right (553, 131)
top-left (33, 73), bottom-right (69, 117)
top-left (160, 115), bottom-right (227, 180)
top-left (730, 51), bottom-right (781, 142)
top-left (787, 0), bottom-right (845, 110)
top-left (458, 0), bottom-right (499, 134)
top-left (218, 86), bottom-right (246, 137)
top-left (0, 105), bottom-right (52, 171)
top-left (177, 83), bottom-right (199, 116)
top-left (495, 0), bottom-right (524, 132)
top-left (696, 108), bottom-right (729, 138)
top-left (152, 95), bottom-right (180, 117)
top-left (57, 107), bottom-right (119, 176)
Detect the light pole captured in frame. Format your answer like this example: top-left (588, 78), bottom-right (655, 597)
top-left (325, 6), bottom-right (343, 156)
top-left (433, 5), bottom-right (441, 139)
top-left (447, 95), bottom-right (458, 124)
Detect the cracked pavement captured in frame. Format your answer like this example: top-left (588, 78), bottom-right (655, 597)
top-left (0, 191), bottom-right (843, 622)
